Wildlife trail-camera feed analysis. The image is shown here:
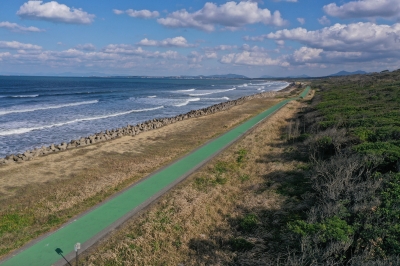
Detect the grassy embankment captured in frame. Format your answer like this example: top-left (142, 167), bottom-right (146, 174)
top-left (77, 88), bottom-right (312, 265)
top-left (82, 70), bottom-right (400, 265)
top-left (0, 91), bottom-right (291, 260)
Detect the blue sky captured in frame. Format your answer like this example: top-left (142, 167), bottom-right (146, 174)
top-left (0, 0), bottom-right (399, 77)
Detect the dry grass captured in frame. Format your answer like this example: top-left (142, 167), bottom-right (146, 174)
top-left (79, 98), bottom-right (311, 266)
top-left (0, 95), bottom-right (282, 258)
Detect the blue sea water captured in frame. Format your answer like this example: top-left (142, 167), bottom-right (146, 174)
top-left (0, 76), bottom-right (288, 158)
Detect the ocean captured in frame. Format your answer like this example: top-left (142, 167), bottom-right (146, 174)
top-left (0, 76), bottom-right (288, 158)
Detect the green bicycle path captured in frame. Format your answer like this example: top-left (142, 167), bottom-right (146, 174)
top-left (1, 87), bottom-right (310, 266)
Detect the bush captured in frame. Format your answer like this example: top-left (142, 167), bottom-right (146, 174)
top-left (229, 238), bottom-right (255, 251)
top-left (239, 213), bottom-right (258, 232)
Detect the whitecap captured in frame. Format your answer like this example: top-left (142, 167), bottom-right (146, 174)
top-left (202, 97), bottom-right (230, 101)
top-left (11, 95), bottom-right (39, 98)
top-left (147, 95), bottom-right (157, 98)
top-left (0, 106), bottom-right (164, 136)
top-left (189, 88), bottom-right (236, 96)
top-left (175, 88), bottom-right (196, 92)
top-left (173, 98), bottom-right (200, 107)
top-left (0, 100), bottom-right (99, 116)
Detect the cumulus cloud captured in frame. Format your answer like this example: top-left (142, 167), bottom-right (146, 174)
top-left (102, 44), bottom-right (180, 59)
top-left (204, 45), bottom-right (237, 51)
top-left (323, 0), bottom-right (400, 20)
top-left (220, 49), bottom-right (288, 67)
top-left (157, 1), bottom-right (286, 32)
top-left (113, 9), bottom-right (159, 19)
top-left (75, 43), bottom-right (96, 51)
top-left (17, 1), bottom-right (95, 24)
top-left (293, 47), bottom-right (323, 62)
top-left (297, 18), bottom-right (305, 25)
top-left (137, 36), bottom-right (195, 47)
top-left (318, 16), bottom-right (331, 25)
top-left (0, 41), bottom-right (42, 50)
top-left (0, 21), bottom-right (44, 32)
top-left (266, 22), bottom-right (400, 53)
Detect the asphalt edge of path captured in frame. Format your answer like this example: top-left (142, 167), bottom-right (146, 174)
top-left (0, 87), bottom-right (310, 265)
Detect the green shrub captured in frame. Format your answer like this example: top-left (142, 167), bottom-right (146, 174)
top-left (239, 213), bottom-right (258, 232)
top-left (236, 149), bottom-right (248, 164)
top-left (229, 238), bottom-right (255, 251)
top-left (289, 216), bottom-right (354, 243)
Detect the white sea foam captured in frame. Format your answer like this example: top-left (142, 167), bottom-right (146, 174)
top-left (173, 98), bottom-right (200, 107)
top-left (11, 95), bottom-right (39, 98)
top-left (175, 88), bottom-right (195, 92)
top-left (0, 106), bottom-right (164, 136)
top-left (147, 95), bottom-right (157, 98)
top-left (202, 97), bottom-right (230, 101)
top-left (189, 88), bottom-right (236, 96)
top-left (0, 100), bottom-right (99, 116)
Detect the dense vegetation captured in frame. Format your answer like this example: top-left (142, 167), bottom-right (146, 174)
top-left (268, 70), bottom-right (400, 265)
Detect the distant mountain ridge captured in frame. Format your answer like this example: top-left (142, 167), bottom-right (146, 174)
top-left (259, 74), bottom-right (310, 78)
top-left (329, 70), bottom-right (367, 76)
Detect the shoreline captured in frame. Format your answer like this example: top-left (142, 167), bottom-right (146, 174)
top-left (0, 86), bottom-right (294, 165)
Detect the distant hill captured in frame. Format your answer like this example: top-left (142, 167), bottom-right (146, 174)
top-left (259, 74), bottom-right (310, 79)
top-left (329, 70), bottom-right (367, 77)
top-left (206, 74), bottom-right (248, 79)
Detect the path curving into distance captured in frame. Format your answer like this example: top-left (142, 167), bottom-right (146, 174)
top-left (1, 87), bottom-right (310, 266)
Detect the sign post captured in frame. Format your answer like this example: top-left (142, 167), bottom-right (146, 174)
top-left (74, 243), bottom-right (81, 266)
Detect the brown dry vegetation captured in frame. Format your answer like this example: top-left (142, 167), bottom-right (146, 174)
top-left (78, 93), bottom-right (313, 265)
top-left (0, 92), bottom-right (296, 259)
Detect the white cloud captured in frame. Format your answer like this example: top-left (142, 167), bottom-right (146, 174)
top-left (293, 47), bottom-right (323, 62)
top-left (0, 21), bottom-right (44, 32)
top-left (114, 9), bottom-right (159, 19)
top-left (17, 1), bottom-right (95, 24)
top-left (243, 35), bottom-right (267, 41)
top-left (323, 0), bottom-right (400, 20)
top-left (205, 45), bottom-right (237, 51)
top-left (318, 16), bottom-right (331, 25)
top-left (0, 52), bottom-right (12, 61)
top-left (205, 52), bottom-right (218, 59)
top-left (157, 1), bottom-right (286, 32)
top-left (102, 44), bottom-right (180, 59)
top-left (273, 0), bottom-right (298, 2)
top-left (220, 50), bottom-right (288, 66)
top-left (137, 36), bottom-right (195, 47)
top-left (0, 41), bottom-right (42, 50)
top-left (75, 43), bottom-right (96, 51)
top-left (113, 9), bottom-right (124, 15)
top-left (297, 18), bottom-right (305, 25)
top-left (267, 22), bottom-right (400, 53)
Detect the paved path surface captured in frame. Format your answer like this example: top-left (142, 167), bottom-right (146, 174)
top-left (1, 87), bottom-right (310, 266)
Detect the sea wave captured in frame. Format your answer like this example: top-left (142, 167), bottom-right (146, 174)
top-left (11, 95), bottom-right (39, 98)
top-left (0, 106), bottom-right (164, 136)
top-left (189, 88), bottom-right (236, 96)
top-left (0, 100), bottom-right (99, 116)
top-left (202, 97), bottom-right (230, 101)
top-left (147, 95), bottom-right (157, 98)
top-left (173, 98), bottom-right (200, 107)
top-left (175, 88), bottom-right (196, 92)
